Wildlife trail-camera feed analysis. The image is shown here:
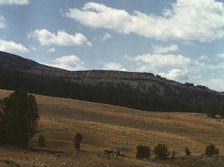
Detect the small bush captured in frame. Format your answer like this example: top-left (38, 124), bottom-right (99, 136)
top-left (185, 147), bottom-right (191, 156)
top-left (205, 144), bottom-right (219, 157)
top-left (74, 132), bottom-right (82, 151)
top-left (153, 144), bottom-right (170, 160)
top-left (136, 145), bottom-right (150, 159)
top-left (38, 134), bottom-right (46, 147)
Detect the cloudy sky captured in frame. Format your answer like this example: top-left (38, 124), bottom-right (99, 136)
top-left (0, 0), bottom-right (224, 91)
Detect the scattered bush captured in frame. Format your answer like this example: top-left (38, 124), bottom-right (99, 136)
top-left (136, 145), bottom-right (150, 159)
top-left (185, 147), bottom-right (191, 156)
top-left (0, 91), bottom-right (39, 147)
top-left (38, 134), bottom-right (46, 147)
top-left (205, 144), bottom-right (219, 157)
top-left (74, 132), bottom-right (82, 151)
top-left (153, 144), bottom-right (170, 160)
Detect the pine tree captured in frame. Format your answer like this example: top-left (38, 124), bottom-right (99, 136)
top-left (0, 91), bottom-right (39, 147)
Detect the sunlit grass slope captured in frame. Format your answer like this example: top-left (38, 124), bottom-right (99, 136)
top-left (0, 89), bottom-right (224, 167)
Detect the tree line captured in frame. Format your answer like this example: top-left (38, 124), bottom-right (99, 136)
top-left (1, 68), bottom-right (223, 113)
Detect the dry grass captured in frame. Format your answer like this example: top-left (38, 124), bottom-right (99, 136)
top-left (0, 89), bottom-right (224, 167)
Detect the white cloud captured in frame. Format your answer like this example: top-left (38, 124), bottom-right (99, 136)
top-left (52, 55), bottom-right (86, 71)
top-left (199, 55), bottom-right (211, 62)
top-left (0, 39), bottom-right (29, 54)
top-left (125, 51), bottom-right (206, 83)
top-left (0, 0), bottom-right (30, 5)
top-left (160, 69), bottom-right (189, 81)
top-left (0, 16), bottom-right (5, 28)
top-left (102, 62), bottom-right (126, 71)
top-left (100, 32), bottom-right (111, 40)
top-left (217, 53), bottom-right (224, 58)
top-left (206, 78), bottom-right (224, 91)
top-left (152, 44), bottom-right (179, 54)
top-left (28, 29), bottom-right (92, 46)
top-left (66, 1), bottom-right (224, 41)
top-left (47, 47), bottom-right (55, 53)
top-left (128, 53), bottom-right (192, 70)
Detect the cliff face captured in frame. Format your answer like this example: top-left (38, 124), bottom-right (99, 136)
top-left (0, 51), bottom-right (223, 112)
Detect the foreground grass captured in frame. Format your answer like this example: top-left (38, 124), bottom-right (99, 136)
top-left (0, 89), bottom-right (224, 167)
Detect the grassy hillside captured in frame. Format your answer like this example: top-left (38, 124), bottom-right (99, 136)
top-left (0, 89), bottom-right (224, 167)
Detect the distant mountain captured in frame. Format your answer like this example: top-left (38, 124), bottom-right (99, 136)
top-left (0, 51), bottom-right (223, 112)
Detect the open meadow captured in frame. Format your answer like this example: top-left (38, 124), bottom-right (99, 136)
top-left (0, 89), bottom-right (224, 167)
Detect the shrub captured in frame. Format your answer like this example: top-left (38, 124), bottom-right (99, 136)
top-left (0, 91), bottom-right (39, 147)
top-left (136, 145), bottom-right (150, 159)
top-left (205, 144), bottom-right (219, 157)
top-left (185, 147), bottom-right (191, 156)
top-left (153, 144), bottom-right (170, 160)
top-left (74, 132), bottom-right (82, 151)
top-left (38, 134), bottom-right (46, 147)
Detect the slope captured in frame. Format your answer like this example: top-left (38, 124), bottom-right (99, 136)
top-left (0, 89), bottom-right (224, 167)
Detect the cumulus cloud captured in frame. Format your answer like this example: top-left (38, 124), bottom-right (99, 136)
top-left (28, 29), bottom-right (92, 46)
top-left (0, 0), bottom-right (30, 5)
top-left (52, 55), bottom-right (86, 71)
top-left (199, 55), bottom-right (211, 62)
top-left (100, 32), bottom-right (111, 40)
top-left (160, 69), bottom-right (189, 81)
top-left (0, 16), bottom-right (5, 28)
top-left (66, 1), bottom-right (224, 41)
top-left (125, 51), bottom-right (207, 83)
top-left (0, 39), bottom-right (29, 53)
top-left (102, 62), bottom-right (126, 71)
top-left (127, 53), bottom-right (192, 71)
top-left (206, 78), bottom-right (224, 91)
top-left (152, 44), bottom-right (179, 54)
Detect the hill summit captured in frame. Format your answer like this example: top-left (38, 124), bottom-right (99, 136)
top-left (0, 51), bottom-right (223, 112)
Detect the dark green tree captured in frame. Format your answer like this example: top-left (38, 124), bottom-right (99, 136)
top-left (205, 144), bottom-right (219, 157)
top-left (217, 101), bottom-right (224, 117)
top-left (185, 147), bottom-right (191, 156)
top-left (0, 91), bottom-right (39, 147)
top-left (206, 101), bottom-right (224, 118)
top-left (136, 145), bottom-right (151, 159)
top-left (74, 132), bottom-right (82, 151)
top-left (153, 144), bottom-right (170, 160)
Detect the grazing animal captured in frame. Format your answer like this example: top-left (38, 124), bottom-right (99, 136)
top-left (104, 150), bottom-right (115, 157)
top-left (104, 149), bottom-right (126, 158)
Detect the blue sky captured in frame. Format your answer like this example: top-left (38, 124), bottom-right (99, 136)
top-left (0, 0), bottom-right (224, 91)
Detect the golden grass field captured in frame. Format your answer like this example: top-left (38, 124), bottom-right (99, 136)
top-left (0, 89), bottom-right (224, 167)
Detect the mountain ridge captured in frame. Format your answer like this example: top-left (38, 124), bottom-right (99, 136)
top-left (0, 51), bottom-right (223, 112)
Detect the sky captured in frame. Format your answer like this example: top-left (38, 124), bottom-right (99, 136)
top-left (0, 0), bottom-right (224, 91)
